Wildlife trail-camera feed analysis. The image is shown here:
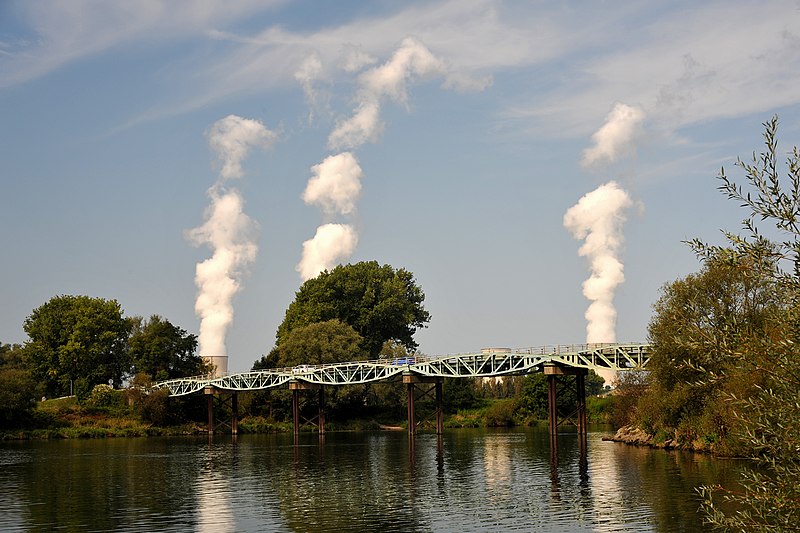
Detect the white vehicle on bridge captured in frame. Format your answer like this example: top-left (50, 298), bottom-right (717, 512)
top-left (292, 364), bottom-right (313, 374)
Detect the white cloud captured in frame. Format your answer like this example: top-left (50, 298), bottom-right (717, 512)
top-left (116, 0), bottom-right (547, 125)
top-left (189, 114), bottom-right (276, 373)
top-left (9, 0), bottom-right (799, 145)
top-left (327, 37), bottom-right (448, 150)
top-left (295, 52), bottom-right (326, 122)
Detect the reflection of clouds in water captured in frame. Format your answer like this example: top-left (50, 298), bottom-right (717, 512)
top-left (483, 433), bottom-right (514, 500)
top-left (0, 430), bottom-right (739, 531)
top-left (196, 447), bottom-right (235, 533)
top-left (588, 440), bottom-right (654, 532)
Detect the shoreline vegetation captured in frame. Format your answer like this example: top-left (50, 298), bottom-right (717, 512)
top-left (2, 401), bottom-right (721, 460)
top-left (1, 392), bottom-right (616, 441)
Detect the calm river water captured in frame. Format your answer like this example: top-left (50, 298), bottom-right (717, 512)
top-left (0, 427), bottom-right (744, 532)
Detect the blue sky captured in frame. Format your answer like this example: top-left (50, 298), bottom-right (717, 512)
top-left (2, 0), bottom-right (800, 372)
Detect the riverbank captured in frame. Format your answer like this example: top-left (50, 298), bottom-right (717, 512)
top-left (3, 393), bottom-right (608, 440)
top-left (603, 425), bottom-right (718, 453)
top-left (1, 397), bottom-right (547, 440)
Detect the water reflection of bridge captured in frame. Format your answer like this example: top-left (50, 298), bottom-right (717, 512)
top-left (156, 343), bottom-right (650, 444)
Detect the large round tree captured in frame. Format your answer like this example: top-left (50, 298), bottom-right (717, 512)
top-left (276, 261), bottom-right (430, 358)
top-left (23, 295), bottom-right (131, 398)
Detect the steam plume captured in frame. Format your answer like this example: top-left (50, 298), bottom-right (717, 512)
top-left (207, 115), bottom-right (276, 179)
top-left (328, 37), bottom-right (445, 151)
top-left (295, 53), bottom-right (324, 123)
top-left (189, 114), bottom-right (276, 374)
top-left (297, 223), bottom-right (358, 281)
top-left (302, 152), bottom-right (363, 216)
top-left (563, 181), bottom-right (633, 343)
top-left (297, 38), bottom-right (448, 281)
top-left (581, 103), bottom-right (644, 168)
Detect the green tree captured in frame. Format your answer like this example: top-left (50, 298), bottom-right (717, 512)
top-left (276, 261), bottom-right (430, 358)
top-left (1, 341), bottom-right (25, 368)
top-left (253, 321), bottom-right (367, 422)
top-left (443, 377), bottom-right (479, 412)
top-left (585, 371), bottom-right (605, 396)
top-left (609, 370), bottom-right (648, 428)
top-left (128, 315), bottom-right (206, 380)
top-left (514, 370), bottom-right (604, 423)
top-left (685, 116), bottom-right (800, 529)
top-left (274, 319), bottom-right (364, 367)
top-left (0, 341), bottom-right (39, 427)
top-left (517, 372), bottom-right (552, 420)
top-left (253, 347), bottom-right (280, 370)
top-left (638, 254), bottom-right (780, 438)
top-left (23, 295), bottom-right (132, 398)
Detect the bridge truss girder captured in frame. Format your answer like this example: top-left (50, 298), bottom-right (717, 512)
top-left (155, 343), bottom-right (651, 397)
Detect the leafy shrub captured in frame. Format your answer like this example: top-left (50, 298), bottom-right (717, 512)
top-left (140, 388), bottom-right (170, 425)
top-left (86, 384), bottom-right (123, 409)
top-left (484, 399), bottom-right (517, 427)
top-left (0, 368), bottom-right (40, 427)
top-left (586, 395), bottom-right (613, 424)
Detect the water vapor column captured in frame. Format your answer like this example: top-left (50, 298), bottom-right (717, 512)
top-left (564, 103), bottom-right (642, 383)
top-left (188, 115), bottom-right (276, 375)
top-left (296, 38), bottom-right (451, 281)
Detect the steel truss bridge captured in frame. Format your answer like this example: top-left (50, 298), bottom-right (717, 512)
top-left (156, 343), bottom-right (650, 397)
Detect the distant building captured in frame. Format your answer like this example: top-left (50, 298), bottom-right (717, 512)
top-left (480, 348), bottom-right (512, 387)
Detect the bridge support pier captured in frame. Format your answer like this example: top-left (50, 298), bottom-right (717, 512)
top-left (204, 387), bottom-right (239, 435)
top-left (403, 375), bottom-right (444, 436)
top-left (289, 381), bottom-right (325, 438)
top-left (544, 365), bottom-right (588, 443)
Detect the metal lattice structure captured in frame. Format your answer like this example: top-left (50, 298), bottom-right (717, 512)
top-left (155, 343), bottom-right (650, 396)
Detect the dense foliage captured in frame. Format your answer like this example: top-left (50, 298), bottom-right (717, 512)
top-left (694, 117), bottom-right (800, 530)
top-left (635, 255), bottom-right (781, 448)
top-left (0, 342), bottom-right (39, 426)
top-left (128, 315), bottom-right (206, 380)
top-left (626, 116), bottom-right (800, 529)
top-left (23, 295), bottom-right (132, 399)
top-left (274, 319), bottom-right (363, 368)
top-left (276, 261), bottom-right (430, 358)
top-left (0, 295), bottom-right (207, 430)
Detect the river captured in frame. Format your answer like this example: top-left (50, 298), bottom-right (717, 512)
top-left (0, 427), bottom-right (744, 532)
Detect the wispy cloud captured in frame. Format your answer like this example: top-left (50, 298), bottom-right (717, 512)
top-left (510, 1), bottom-right (800, 138)
top-left (7, 0), bottom-right (799, 144)
top-left (0, 0), bottom-right (279, 88)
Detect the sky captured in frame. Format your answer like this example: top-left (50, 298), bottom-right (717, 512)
top-left (3, 0), bottom-right (800, 373)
